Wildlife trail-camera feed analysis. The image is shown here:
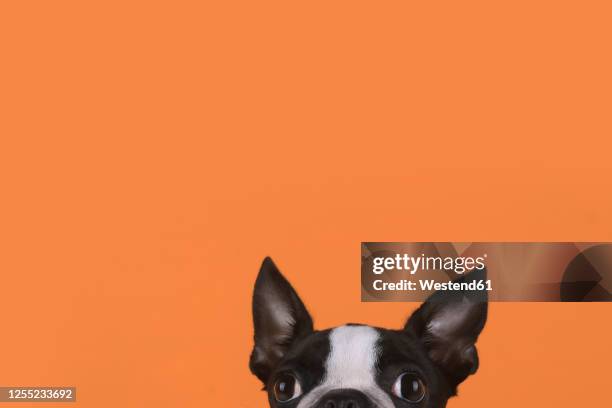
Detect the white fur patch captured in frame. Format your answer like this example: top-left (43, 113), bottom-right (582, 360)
top-left (296, 325), bottom-right (394, 408)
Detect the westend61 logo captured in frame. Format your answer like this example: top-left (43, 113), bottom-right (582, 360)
top-left (372, 253), bottom-right (487, 275)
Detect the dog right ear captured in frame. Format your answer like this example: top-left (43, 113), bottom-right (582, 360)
top-left (404, 268), bottom-right (488, 389)
top-left (250, 257), bottom-right (314, 385)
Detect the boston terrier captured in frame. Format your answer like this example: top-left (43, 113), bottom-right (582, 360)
top-left (250, 257), bottom-right (487, 408)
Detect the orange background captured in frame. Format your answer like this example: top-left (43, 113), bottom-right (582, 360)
top-left (1, 1), bottom-right (612, 407)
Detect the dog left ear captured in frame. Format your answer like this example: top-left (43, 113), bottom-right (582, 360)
top-left (404, 268), bottom-right (488, 388)
top-left (250, 257), bottom-right (314, 385)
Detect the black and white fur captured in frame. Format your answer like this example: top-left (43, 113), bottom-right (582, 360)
top-left (250, 257), bottom-right (487, 408)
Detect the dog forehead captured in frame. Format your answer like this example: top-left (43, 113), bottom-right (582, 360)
top-left (325, 325), bottom-right (380, 378)
top-left (279, 325), bottom-right (381, 385)
top-left (284, 324), bottom-right (380, 358)
top-left (295, 325), bottom-right (396, 408)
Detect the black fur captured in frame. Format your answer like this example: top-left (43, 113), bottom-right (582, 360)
top-left (266, 330), bottom-right (331, 407)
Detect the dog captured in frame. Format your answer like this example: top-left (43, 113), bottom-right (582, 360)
top-left (250, 257), bottom-right (487, 408)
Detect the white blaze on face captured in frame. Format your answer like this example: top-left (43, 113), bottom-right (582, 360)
top-left (296, 325), bottom-right (394, 408)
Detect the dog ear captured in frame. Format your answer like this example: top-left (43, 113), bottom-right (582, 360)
top-left (250, 257), bottom-right (314, 385)
top-left (404, 268), bottom-right (488, 388)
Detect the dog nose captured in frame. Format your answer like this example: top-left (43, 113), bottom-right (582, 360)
top-left (318, 389), bottom-right (371, 408)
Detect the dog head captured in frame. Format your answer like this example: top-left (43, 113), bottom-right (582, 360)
top-left (250, 257), bottom-right (487, 408)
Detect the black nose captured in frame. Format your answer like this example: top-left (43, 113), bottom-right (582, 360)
top-left (317, 389), bottom-right (371, 408)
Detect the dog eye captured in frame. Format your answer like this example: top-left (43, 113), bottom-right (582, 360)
top-left (273, 373), bottom-right (302, 402)
top-left (392, 372), bottom-right (426, 403)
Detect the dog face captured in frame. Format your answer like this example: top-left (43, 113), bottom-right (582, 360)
top-left (250, 257), bottom-right (487, 408)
